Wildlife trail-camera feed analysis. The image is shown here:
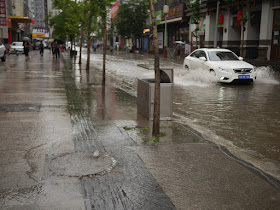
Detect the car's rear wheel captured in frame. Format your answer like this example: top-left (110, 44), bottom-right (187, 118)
top-left (1, 53), bottom-right (6, 62)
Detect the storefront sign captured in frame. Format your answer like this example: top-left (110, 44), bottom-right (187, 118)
top-left (107, 6), bottom-right (111, 29)
top-left (32, 27), bottom-right (50, 38)
top-left (32, 33), bottom-right (45, 38)
top-left (163, 4), bottom-right (186, 21)
top-left (111, 0), bottom-right (120, 19)
top-left (0, 0), bottom-right (7, 26)
top-left (158, 32), bottom-right (163, 49)
top-left (155, 10), bottom-right (162, 25)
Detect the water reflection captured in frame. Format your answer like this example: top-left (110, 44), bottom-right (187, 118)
top-left (77, 52), bottom-right (280, 178)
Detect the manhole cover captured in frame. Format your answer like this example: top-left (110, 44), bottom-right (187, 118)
top-left (0, 104), bottom-right (41, 112)
top-left (47, 152), bottom-right (116, 177)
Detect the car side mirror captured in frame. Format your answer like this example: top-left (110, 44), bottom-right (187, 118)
top-left (199, 57), bottom-right (207, 61)
top-left (238, 57), bottom-right (243, 61)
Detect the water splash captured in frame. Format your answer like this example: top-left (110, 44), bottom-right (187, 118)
top-left (255, 66), bottom-right (280, 84)
top-left (175, 69), bottom-right (217, 87)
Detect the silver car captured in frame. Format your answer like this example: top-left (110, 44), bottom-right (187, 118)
top-left (0, 42), bottom-right (6, 62)
top-left (183, 48), bottom-right (257, 83)
top-left (10, 42), bottom-right (24, 53)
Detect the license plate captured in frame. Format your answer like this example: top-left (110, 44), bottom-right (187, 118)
top-left (238, 75), bottom-right (250, 79)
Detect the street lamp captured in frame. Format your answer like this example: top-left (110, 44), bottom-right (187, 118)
top-left (163, 5), bottom-right (169, 59)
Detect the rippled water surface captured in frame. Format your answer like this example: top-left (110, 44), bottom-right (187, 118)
top-left (83, 51), bottom-right (280, 178)
top-left (174, 67), bottom-right (280, 168)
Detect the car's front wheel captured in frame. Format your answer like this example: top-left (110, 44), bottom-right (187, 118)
top-left (209, 69), bottom-right (216, 76)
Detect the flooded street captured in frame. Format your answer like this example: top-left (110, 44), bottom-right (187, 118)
top-left (82, 50), bottom-right (280, 179)
top-left (1, 50), bottom-right (279, 209)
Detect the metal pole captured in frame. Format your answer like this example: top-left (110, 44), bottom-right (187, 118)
top-left (163, 4), bottom-right (169, 58)
top-left (214, 0), bottom-right (220, 48)
top-left (164, 18), bottom-right (167, 58)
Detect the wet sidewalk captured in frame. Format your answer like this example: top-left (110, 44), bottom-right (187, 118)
top-left (0, 50), bottom-right (279, 209)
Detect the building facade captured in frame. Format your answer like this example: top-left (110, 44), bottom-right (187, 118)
top-left (153, 0), bottom-right (280, 61)
top-left (4, 0), bottom-right (33, 44)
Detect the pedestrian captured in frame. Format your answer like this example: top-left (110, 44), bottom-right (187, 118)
top-left (24, 40), bottom-right (30, 59)
top-left (93, 43), bottom-right (97, 52)
top-left (174, 43), bottom-right (181, 60)
top-left (51, 41), bottom-right (55, 58)
top-left (60, 44), bottom-right (63, 52)
top-left (54, 41), bottom-right (59, 59)
top-left (39, 41), bottom-right (44, 57)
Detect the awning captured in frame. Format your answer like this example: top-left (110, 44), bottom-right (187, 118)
top-left (8, 16), bottom-right (32, 24)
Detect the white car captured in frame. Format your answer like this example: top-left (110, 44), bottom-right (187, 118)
top-left (0, 42), bottom-right (6, 62)
top-left (183, 48), bottom-right (257, 83)
top-left (10, 42), bottom-right (24, 53)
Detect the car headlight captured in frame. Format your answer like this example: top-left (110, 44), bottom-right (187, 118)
top-left (218, 67), bottom-right (232, 73)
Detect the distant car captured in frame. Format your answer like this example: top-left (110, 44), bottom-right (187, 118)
top-left (0, 42), bottom-right (6, 62)
top-left (183, 48), bottom-right (257, 83)
top-left (10, 42), bottom-right (24, 53)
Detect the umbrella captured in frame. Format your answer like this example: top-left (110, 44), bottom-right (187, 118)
top-left (23, 37), bottom-right (30, 41)
top-left (175, 41), bottom-right (184, 44)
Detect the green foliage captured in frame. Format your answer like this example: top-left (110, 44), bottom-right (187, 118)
top-left (189, 0), bottom-right (202, 25)
top-left (50, 0), bottom-right (81, 40)
top-left (115, 0), bottom-right (148, 38)
top-left (158, 132), bottom-right (167, 137)
top-left (49, 0), bottom-right (114, 40)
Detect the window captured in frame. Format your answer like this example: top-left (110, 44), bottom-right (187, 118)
top-left (190, 50), bottom-right (204, 58)
top-left (208, 51), bottom-right (239, 61)
top-left (190, 50), bottom-right (201, 58)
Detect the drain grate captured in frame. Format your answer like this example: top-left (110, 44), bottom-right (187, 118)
top-left (0, 104), bottom-right (41, 112)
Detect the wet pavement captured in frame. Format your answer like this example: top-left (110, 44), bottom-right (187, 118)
top-left (0, 50), bottom-right (279, 209)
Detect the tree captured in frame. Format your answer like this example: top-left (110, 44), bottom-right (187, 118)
top-left (96, 0), bottom-right (114, 85)
top-left (115, 1), bottom-right (148, 39)
top-left (149, 0), bottom-right (160, 137)
top-left (189, 0), bottom-right (203, 49)
top-left (50, 0), bottom-right (81, 53)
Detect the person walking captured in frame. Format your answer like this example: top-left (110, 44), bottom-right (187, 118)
top-left (24, 41), bottom-right (30, 59)
top-left (174, 43), bottom-right (181, 60)
top-left (39, 41), bottom-right (44, 57)
top-left (54, 41), bottom-right (59, 59)
top-left (51, 41), bottom-right (55, 58)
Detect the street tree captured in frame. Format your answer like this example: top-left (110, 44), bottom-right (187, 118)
top-left (148, 0), bottom-right (160, 137)
top-left (96, 0), bottom-right (115, 85)
top-left (188, 0), bottom-right (203, 49)
top-left (50, 0), bottom-right (81, 53)
top-left (115, 0), bottom-right (148, 42)
top-left (78, 1), bottom-right (87, 65)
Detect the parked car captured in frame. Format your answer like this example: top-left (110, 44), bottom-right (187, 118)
top-left (0, 42), bottom-right (6, 62)
top-left (10, 42), bottom-right (24, 53)
top-left (183, 48), bottom-right (257, 83)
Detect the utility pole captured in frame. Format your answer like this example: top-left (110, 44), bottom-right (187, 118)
top-left (214, 0), bottom-right (220, 48)
top-left (163, 4), bottom-right (169, 58)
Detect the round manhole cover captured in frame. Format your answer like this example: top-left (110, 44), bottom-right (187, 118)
top-left (48, 152), bottom-right (115, 177)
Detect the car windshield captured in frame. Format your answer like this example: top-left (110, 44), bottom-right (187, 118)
top-left (12, 43), bottom-right (23, 46)
top-left (208, 51), bottom-right (239, 61)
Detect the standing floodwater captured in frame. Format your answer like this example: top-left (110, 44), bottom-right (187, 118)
top-left (83, 52), bottom-right (280, 179)
top-left (174, 66), bottom-right (280, 178)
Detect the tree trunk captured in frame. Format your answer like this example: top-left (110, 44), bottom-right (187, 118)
top-left (102, 15), bottom-right (107, 86)
top-left (149, 0), bottom-right (160, 137)
top-left (79, 11), bottom-right (86, 65)
top-left (86, 9), bottom-right (93, 71)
